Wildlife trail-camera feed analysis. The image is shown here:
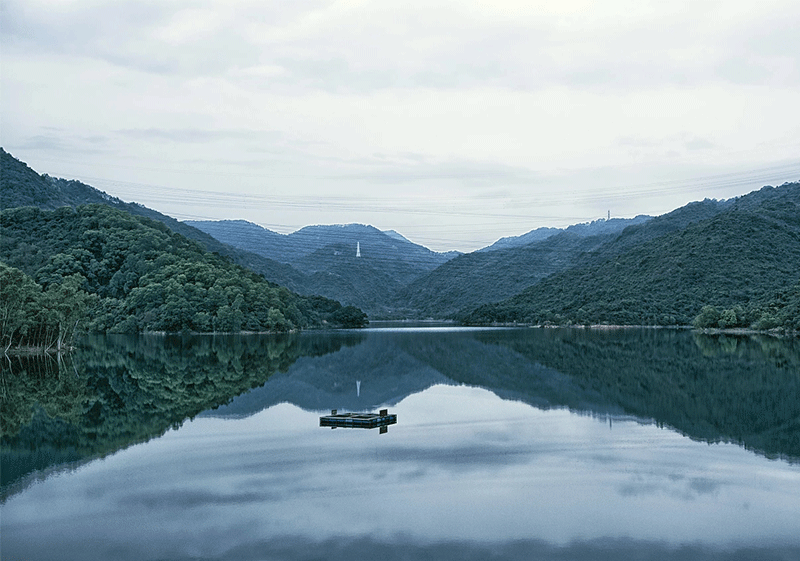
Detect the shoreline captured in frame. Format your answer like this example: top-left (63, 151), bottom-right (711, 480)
top-left (462, 322), bottom-right (798, 337)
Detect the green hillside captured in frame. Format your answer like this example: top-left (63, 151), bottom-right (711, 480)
top-left (0, 148), bottom-right (116, 209)
top-left (393, 206), bottom-right (728, 320)
top-left (396, 231), bottom-right (620, 318)
top-left (0, 204), bottom-right (366, 341)
top-left (463, 182), bottom-right (800, 330)
top-left (0, 149), bottom-right (309, 294)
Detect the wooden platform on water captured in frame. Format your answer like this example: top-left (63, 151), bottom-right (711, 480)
top-left (320, 409), bottom-right (397, 431)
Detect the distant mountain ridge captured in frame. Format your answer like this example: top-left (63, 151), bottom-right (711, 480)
top-left (1, 150), bottom-right (453, 317)
top-left (479, 216), bottom-right (652, 252)
top-left (184, 220), bottom-right (459, 270)
top-left (186, 216), bottom-right (659, 319)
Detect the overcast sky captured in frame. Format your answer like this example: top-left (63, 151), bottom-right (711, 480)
top-left (2, 0), bottom-right (799, 252)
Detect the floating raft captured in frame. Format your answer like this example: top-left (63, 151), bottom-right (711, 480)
top-left (320, 409), bottom-right (397, 431)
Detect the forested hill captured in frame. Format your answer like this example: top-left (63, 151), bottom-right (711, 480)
top-left (395, 230), bottom-right (622, 318)
top-left (0, 148), bottom-right (121, 209)
top-left (397, 200), bottom-right (739, 320)
top-left (0, 204), bottom-right (367, 340)
top-left (0, 148), bottom-right (308, 293)
top-left (463, 182), bottom-right (800, 330)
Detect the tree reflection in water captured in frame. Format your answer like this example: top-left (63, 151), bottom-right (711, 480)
top-left (1, 332), bottom-right (361, 495)
top-left (2, 328), bottom-right (799, 499)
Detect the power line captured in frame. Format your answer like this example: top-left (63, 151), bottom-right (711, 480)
top-left (50, 160), bottom-right (800, 251)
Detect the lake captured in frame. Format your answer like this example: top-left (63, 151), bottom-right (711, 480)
top-left (2, 326), bottom-right (800, 560)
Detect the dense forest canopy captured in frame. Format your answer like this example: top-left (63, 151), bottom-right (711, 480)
top-left (0, 204), bottom-right (367, 345)
top-left (0, 262), bottom-right (90, 352)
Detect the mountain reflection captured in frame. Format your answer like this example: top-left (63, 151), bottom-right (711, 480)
top-left (1, 332), bottom-right (361, 494)
top-left (470, 328), bottom-right (800, 461)
top-left (210, 327), bottom-right (800, 462)
top-left (3, 328), bottom-right (799, 497)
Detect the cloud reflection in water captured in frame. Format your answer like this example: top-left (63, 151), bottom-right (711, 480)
top-left (3, 384), bottom-right (800, 560)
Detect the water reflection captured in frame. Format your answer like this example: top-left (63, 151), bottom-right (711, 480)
top-left (3, 385), bottom-right (799, 560)
top-left (2, 328), bottom-right (800, 560)
top-left (208, 328), bottom-right (800, 462)
top-left (3, 327), bottom-right (799, 496)
top-left (1, 332), bottom-right (360, 495)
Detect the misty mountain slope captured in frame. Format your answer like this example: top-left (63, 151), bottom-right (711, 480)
top-left (186, 220), bottom-right (459, 271)
top-left (396, 230), bottom-right (622, 319)
top-left (464, 182), bottom-right (800, 326)
top-left (582, 197), bottom-right (734, 264)
top-left (478, 226), bottom-right (562, 252)
top-left (291, 224), bottom-right (458, 270)
top-left (480, 216), bottom-right (651, 252)
top-left (292, 241), bottom-right (426, 283)
top-left (186, 220), bottom-right (462, 318)
top-left (182, 219), bottom-right (289, 258)
top-left (291, 243), bottom-right (427, 315)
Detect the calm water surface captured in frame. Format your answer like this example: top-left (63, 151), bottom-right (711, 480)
top-left (2, 327), bottom-right (799, 560)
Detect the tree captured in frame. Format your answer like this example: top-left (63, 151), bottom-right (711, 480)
top-left (329, 306), bottom-right (369, 328)
top-left (0, 262), bottom-right (41, 350)
top-left (0, 263), bottom-right (91, 351)
top-left (693, 306), bottom-right (721, 329)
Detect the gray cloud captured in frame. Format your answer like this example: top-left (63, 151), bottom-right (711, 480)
top-left (618, 474), bottom-right (722, 500)
top-left (377, 442), bottom-right (540, 470)
top-left (17, 134), bottom-right (114, 155)
top-left (119, 489), bottom-right (282, 510)
top-left (5, 1), bottom-right (797, 92)
top-left (330, 157), bottom-right (545, 186)
top-left (114, 127), bottom-right (284, 144)
top-left (3, 0), bottom-right (799, 251)
top-left (685, 138), bottom-right (715, 151)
